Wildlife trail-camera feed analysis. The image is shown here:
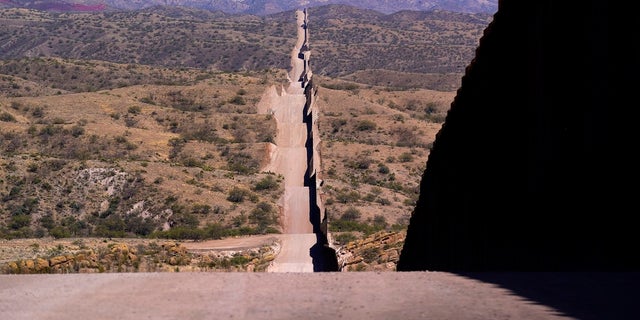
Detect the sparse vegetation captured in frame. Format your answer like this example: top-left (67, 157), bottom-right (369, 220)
top-left (0, 6), bottom-right (480, 265)
top-left (1, 239), bottom-right (279, 274)
top-left (0, 6), bottom-right (490, 91)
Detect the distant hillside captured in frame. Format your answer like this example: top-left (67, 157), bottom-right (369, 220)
top-left (0, 5), bottom-right (492, 90)
top-left (0, 0), bottom-right (498, 15)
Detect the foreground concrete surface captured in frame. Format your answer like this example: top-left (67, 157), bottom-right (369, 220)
top-left (2, 272), bottom-right (637, 320)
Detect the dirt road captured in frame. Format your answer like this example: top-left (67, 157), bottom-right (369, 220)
top-left (259, 9), bottom-right (316, 272)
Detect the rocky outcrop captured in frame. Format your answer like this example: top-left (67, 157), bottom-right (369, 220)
top-left (337, 231), bottom-right (404, 272)
top-left (2, 240), bottom-right (278, 274)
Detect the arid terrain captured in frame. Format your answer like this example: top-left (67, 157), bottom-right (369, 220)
top-left (1, 4), bottom-right (638, 320)
top-left (0, 5), bottom-right (482, 273)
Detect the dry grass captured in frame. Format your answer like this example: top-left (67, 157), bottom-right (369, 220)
top-left (315, 81), bottom-right (455, 232)
top-left (0, 57), bottom-right (455, 244)
top-left (0, 62), bottom-right (286, 239)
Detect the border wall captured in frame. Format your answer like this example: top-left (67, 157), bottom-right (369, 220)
top-left (299, 9), bottom-right (337, 269)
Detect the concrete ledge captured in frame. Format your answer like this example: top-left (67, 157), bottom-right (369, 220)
top-left (2, 272), bottom-right (636, 319)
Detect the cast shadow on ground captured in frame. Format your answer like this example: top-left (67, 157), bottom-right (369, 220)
top-left (457, 272), bottom-right (640, 320)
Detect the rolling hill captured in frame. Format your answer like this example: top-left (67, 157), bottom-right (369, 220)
top-left (0, 0), bottom-right (498, 15)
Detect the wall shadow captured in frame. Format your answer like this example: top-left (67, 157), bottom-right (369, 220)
top-left (456, 272), bottom-right (640, 320)
top-left (397, 0), bottom-right (636, 316)
top-left (305, 142), bottom-right (339, 272)
top-left (398, 0), bottom-right (635, 272)
top-left (310, 233), bottom-right (339, 272)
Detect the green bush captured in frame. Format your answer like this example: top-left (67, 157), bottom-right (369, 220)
top-left (334, 232), bottom-right (357, 245)
top-left (9, 214), bottom-right (31, 230)
top-left (335, 190), bottom-right (361, 203)
top-left (254, 175), bottom-right (278, 191)
top-left (229, 95), bottom-right (246, 105)
top-left (128, 105), bottom-right (141, 114)
top-left (329, 220), bottom-right (382, 235)
top-left (355, 120), bottom-right (376, 131)
top-left (361, 247), bottom-right (381, 264)
top-left (340, 207), bottom-right (361, 221)
top-left (249, 202), bottom-right (277, 232)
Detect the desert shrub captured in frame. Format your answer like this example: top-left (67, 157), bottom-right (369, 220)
top-left (377, 164), bottom-right (390, 174)
top-left (51, 117), bottom-right (65, 124)
top-left (227, 187), bottom-right (249, 203)
top-left (392, 114), bottom-right (405, 122)
top-left (329, 220), bottom-right (381, 235)
top-left (334, 232), bottom-right (357, 245)
top-left (202, 223), bottom-right (229, 239)
top-left (124, 116), bottom-right (138, 127)
top-left (9, 214), bottom-right (31, 230)
top-left (330, 118), bottom-right (347, 133)
top-left (152, 226), bottom-right (204, 240)
top-left (191, 204), bottom-right (211, 215)
top-left (349, 157), bottom-right (373, 170)
top-left (70, 125), bottom-right (85, 137)
top-left (181, 157), bottom-right (204, 168)
top-left (93, 215), bottom-right (127, 238)
top-left (425, 102), bottom-right (438, 114)
top-left (225, 152), bottom-right (259, 174)
top-left (394, 127), bottom-right (420, 147)
top-left (139, 96), bottom-right (155, 105)
top-left (123, 216), bottom-right (157, 236)
top-left (168, 137), bottom-right (186, 159)
top-left (335, 189), bottom-right (360, 203)
top-left (363, 193), bottom-right (376, 202)
top-left (426, 113), bottom-right (447, 123)
top-left (355, 120), bottom-right (376, 131)
top-left (0, 112), bottom-right (16, 122)
top-left (229, 95), bottom-right (246, 105)
top-left (127, 105), bottom-right (141, 114)
top-left (361, 247), bottom-right (381, 264)
top-left (249, 202), bottom-right (277, 232)
top-left (372, 215), bottom-right (388, 229)
top-left (229, 254), bottom-right (251, 266)
top-left (49, 226), bottom-right (71, 239)
top-left (398, 152), bottom-right (414, 162)
top-left (340, 207), bottom-right (361, 221)
top-left (179, 122), bottom-right (220, 143)
top-left (38, 213), bottom-right (55, 230)
top-left (254, 175), bottom-right (278, 191)
top-left (31, 107), bottom-right (44, 118)
top-left (404, 99), bottom-right (421, 111)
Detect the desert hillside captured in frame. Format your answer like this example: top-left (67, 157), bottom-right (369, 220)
top-left (0, 58), bottom-right (452, 245)
top-left (0, 5), bottom-right (486, 272)
top-left (0, 5), bottom-right (492, 90)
